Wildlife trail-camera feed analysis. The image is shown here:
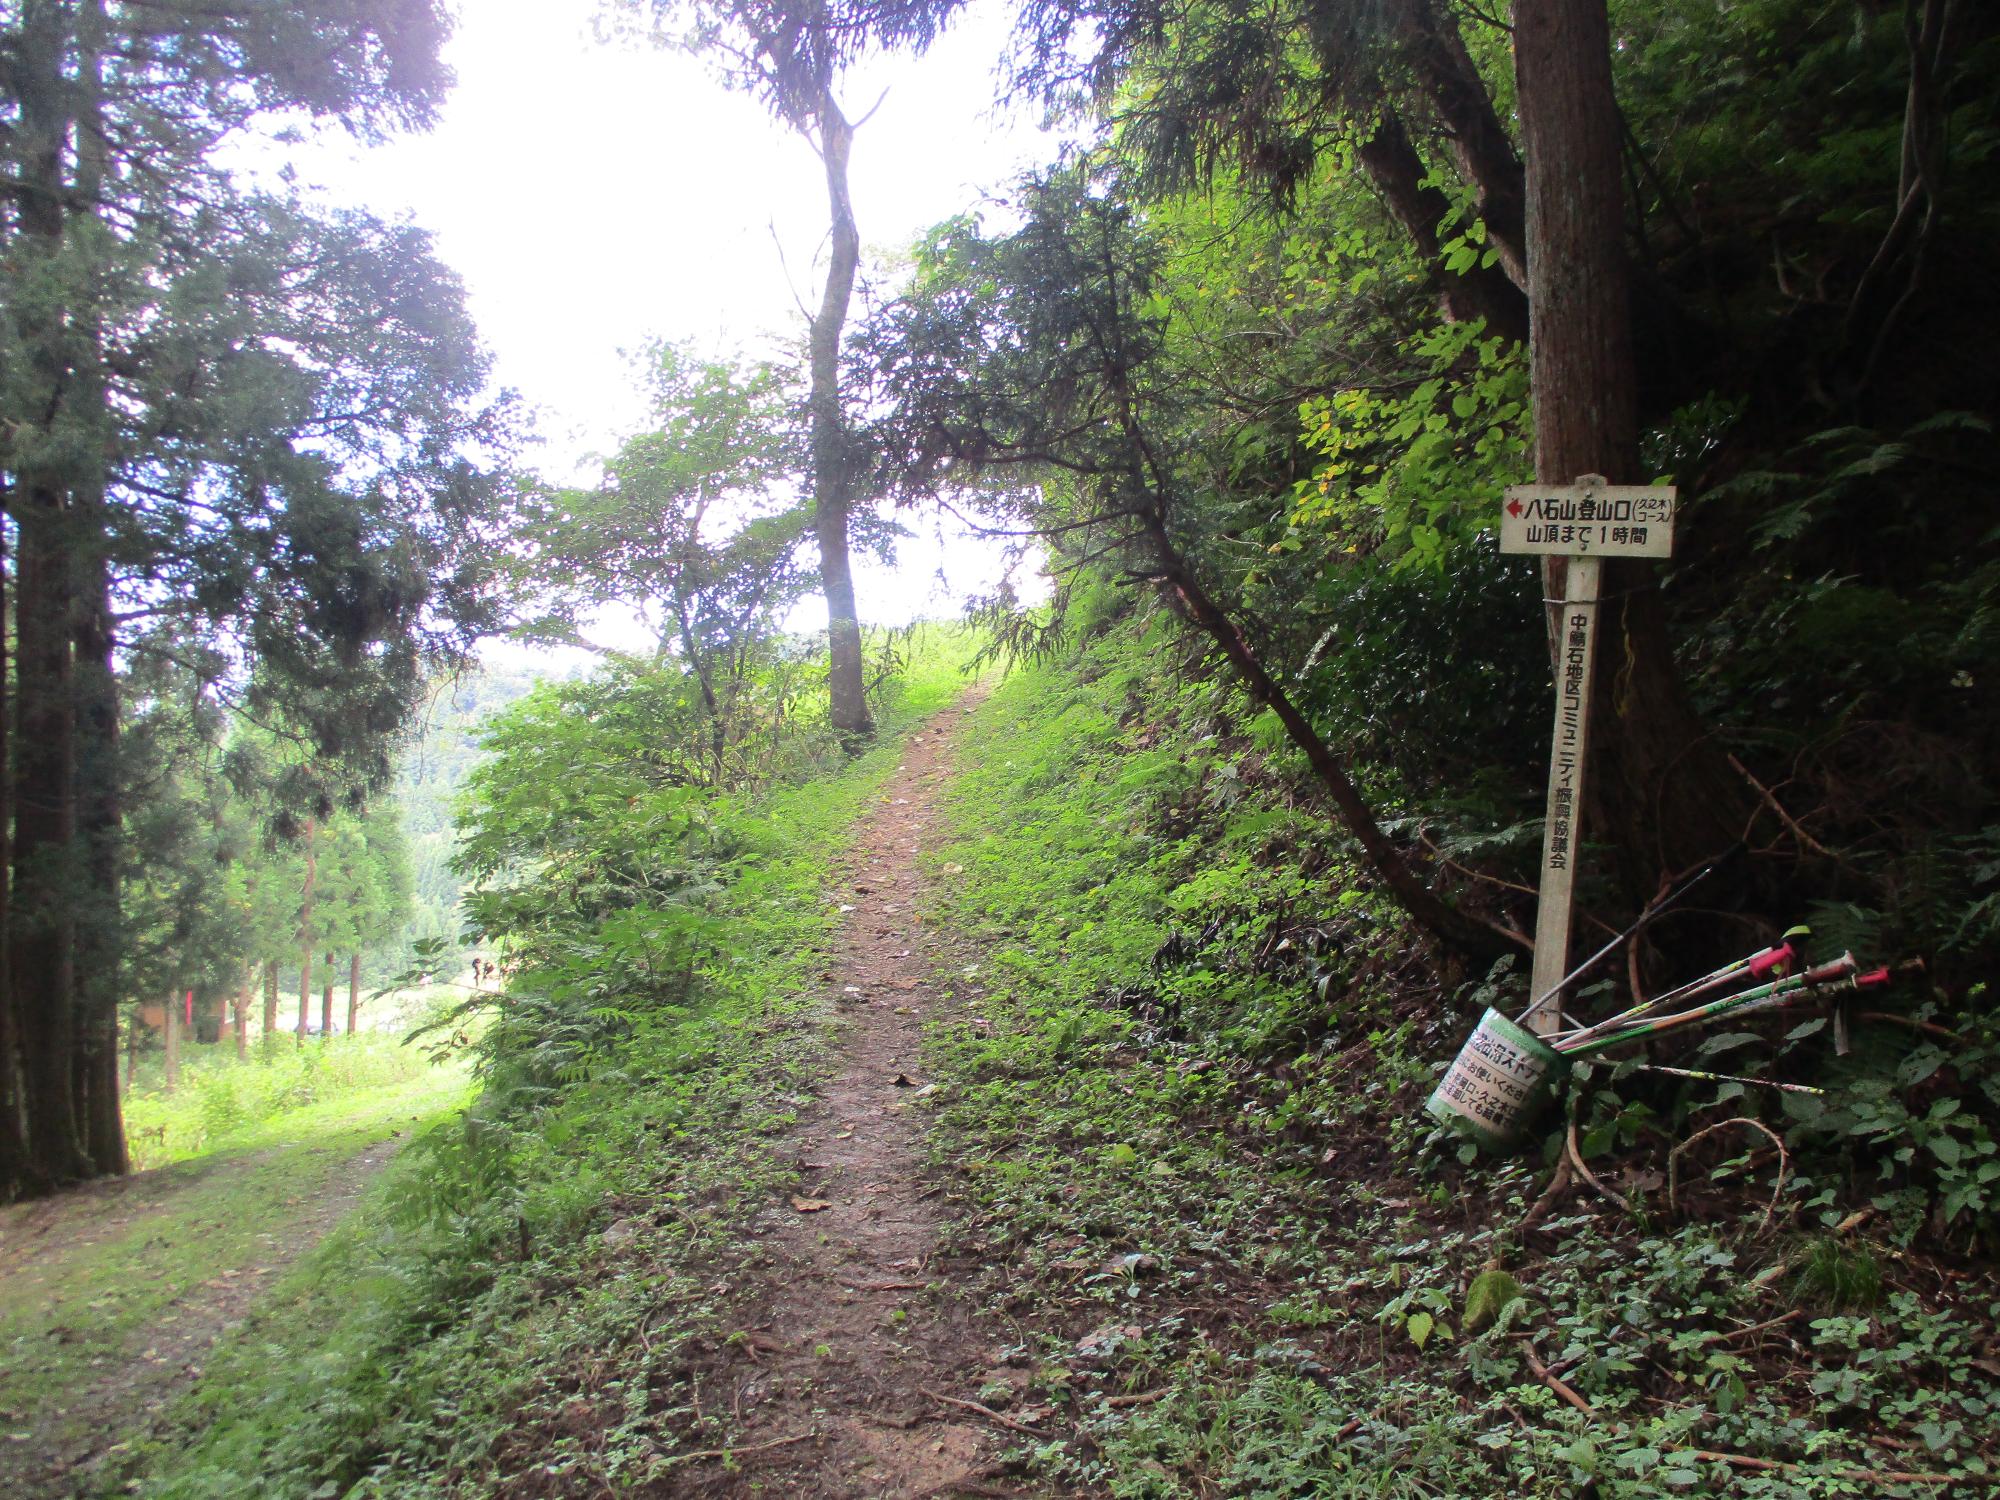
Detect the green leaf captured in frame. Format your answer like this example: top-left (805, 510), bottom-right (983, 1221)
top-left (1406, 1311), bottom-right (1435, 1349)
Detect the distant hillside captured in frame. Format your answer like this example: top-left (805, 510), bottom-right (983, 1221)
top-left (385, 664), bottom-right (549, 972)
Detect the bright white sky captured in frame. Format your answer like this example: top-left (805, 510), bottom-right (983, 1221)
top-left (284, 0), bottom-right (1066, 651)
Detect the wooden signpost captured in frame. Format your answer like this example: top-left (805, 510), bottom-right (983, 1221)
top-left (1502, 475), bottom-right (1676, 1035)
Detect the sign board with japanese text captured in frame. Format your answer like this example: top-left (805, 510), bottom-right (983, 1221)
top-left (1500, 483), bottom-right (1676, 558)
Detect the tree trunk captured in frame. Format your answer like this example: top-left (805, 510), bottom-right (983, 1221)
top-left (1151, 533), bottom-right (1524, 964)
top-left (234, 977), bottom-right (250, 1061)
top-left (262, 960), bottom-right (279, 1052)
top-left (1354, 110), bottom-right (1530, 344)
top-left (9, 0), bottom-right (89, 1188)
top-left (69, 8), bottom-right (125, 1178)
top-left (346, 953), bottom-right (362, 1037)
top-left (296, 818), bottom-right (317, 1041)
top-left (806, 100), bottom-right (873, 744)
top-left (1399, 0), bottom-right (1530, 288)
top-left (163, 996), bottom-right (181, 1094)
top-left (320, 952), bottom-right (335, 1038)
top-left (0, 528), bottom-right (22, 1195)
top-left (1514, 0), bottom-right (1750, 907)
top-left (75, 548), bottom-right (126, 1175)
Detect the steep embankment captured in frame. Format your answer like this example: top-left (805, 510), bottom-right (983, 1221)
top-left (904, 617), bottom-right (2000, 1497)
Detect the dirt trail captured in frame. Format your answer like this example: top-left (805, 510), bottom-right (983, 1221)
top-left (676, 694), bottom-right (1020, 1499)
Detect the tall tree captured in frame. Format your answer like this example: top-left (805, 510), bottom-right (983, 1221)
top-left (625, 0), bottom-right (954, 744)
top-left (0, 0), bottom-right (515, 1196)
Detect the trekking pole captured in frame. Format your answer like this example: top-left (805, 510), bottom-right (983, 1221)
top-left (1517, 844), bottom-right (1744, 1029)
top-left (1630, 1063), bottom-right (1825, 1096)
top-left (1553, 926), bottom-right (1809, 1048)
top-left (1563, 954), bottom-right (1900, 1058)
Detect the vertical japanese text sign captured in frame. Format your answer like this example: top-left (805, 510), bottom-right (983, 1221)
top-left (1501, 475), bottom-right (1677, 1033)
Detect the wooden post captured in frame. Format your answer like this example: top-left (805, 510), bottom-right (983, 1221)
top-left (1500, 474), bottom-right (1676, 1033)
top-left (1526, 553), bottom-right (1602, 1033)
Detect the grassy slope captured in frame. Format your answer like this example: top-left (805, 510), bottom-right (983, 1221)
top-left (138, 640), bottom-right (982, 1499)
top-left (918, 613), bottom-right (2000, 1498)
top-left (0, 1061), bottom-right (468, 1482)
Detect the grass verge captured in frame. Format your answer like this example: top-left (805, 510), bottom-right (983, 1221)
top-left (0, 1063), bottom-right (468, 1492)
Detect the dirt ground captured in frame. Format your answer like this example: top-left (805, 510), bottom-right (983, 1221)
top-left (666, 692), bottom-right (1035, 1499)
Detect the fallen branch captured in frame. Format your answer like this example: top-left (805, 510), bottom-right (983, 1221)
top-left (1668, 1117), bottom-right (1789, 1231)
top-left (1678, 1448), bottom-right (1955, 1485)
top-left (1520, 1353), bottom-right (1956, 1484)
top-left (1102, 1389), bottom-right (1169, 1408)
top-left (1518, 1154), bottom-right (1575, 1231)
top-left (922, 1387), bottom-right (1046, 1435)
top-left (1520, 1343), bottom-right (1596, 1419)
top-left (1566, 1117), bottom-right (1634, 1214)
top-left (1728, 753), bottom-right (1852, 871)
top-left (1696, 1309), bottom-right (1802, 1345)
top-left (659, 1431), bottom-right (816, 1468)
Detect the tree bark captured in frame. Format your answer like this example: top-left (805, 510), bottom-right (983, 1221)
top-left (75, 550), bottom-right (126, 1175)
top-left (806, 100), bottom-right (873, 744)
top-left (1399, 0), bottom-right (1529, 288)
top-left (320, 952), bottom-right (335, 1038)
top-left (346, 953), bottom-right (362, 1037)
top-left (262, 960), bottom-right (279, 1051)
top-left (69, 0), bottom-right (124, 1177)
top-left (1514, 0), bottom-right (1749, 902)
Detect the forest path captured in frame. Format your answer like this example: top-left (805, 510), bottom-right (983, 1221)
top-left (675, 690), bottom-right (1018, 1499)
top-left (0, 1076), bottom-right (455, 1499)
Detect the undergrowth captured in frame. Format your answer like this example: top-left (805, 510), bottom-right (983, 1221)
top-left (921, 605), bottom-right (2000, 1498)
top-left (121, 1034), bottom-right (446, 1170)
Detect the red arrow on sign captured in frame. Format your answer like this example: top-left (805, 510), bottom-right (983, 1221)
top-left (1506, 498), bottom-right (1524, 517)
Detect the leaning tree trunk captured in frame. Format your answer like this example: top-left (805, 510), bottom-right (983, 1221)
top-left (806, 99), bottom-right (872, 744)
top-left (346, 953), bottom-right (362, 1037)
top-left (1514, 0), bottom-right (1748, 906)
